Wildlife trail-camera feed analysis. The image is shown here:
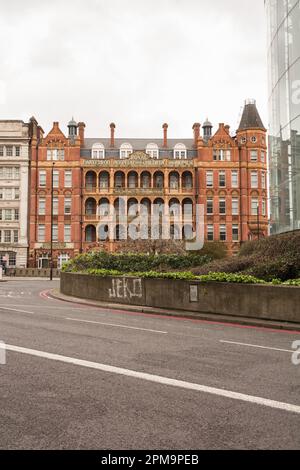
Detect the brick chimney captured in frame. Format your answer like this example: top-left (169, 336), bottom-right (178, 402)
top-left (225, 125), bottom-right (230, 134)
top-left (162, 123), bottom-right (168, 148)
top-left (78, 122), bottom-right (86, 148)
top-left (110, 123), bottom-right (116, 148)
top-left (193, 123), bottom-right (201, 148)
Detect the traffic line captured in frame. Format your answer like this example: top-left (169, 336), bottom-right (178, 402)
top-left (220, 340), bottom-right (293, 353)
top-left (2, 343), bottom-right (300, 415)
top-left (66, 317), bottom-right (168, 334)
top-left (0, 306), bottom-right (35, 315)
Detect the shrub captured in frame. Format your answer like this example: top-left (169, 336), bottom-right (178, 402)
top-left (195, 242), bottom-right (227, 260)
top-left (192, 231), bottom-right (300, 281)
top-left (62, 251), bottom-right (212, 274)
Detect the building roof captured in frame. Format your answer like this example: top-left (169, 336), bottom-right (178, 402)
top-left (238, 100), bottom-right (266, 131)
top-left (83, 138), bottom-right (195, 150)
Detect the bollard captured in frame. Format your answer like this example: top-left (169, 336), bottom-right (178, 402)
top-left (0, 266), bottom-right (2, 280)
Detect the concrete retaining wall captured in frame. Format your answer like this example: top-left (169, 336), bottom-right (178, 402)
top-left (6, 268), bottom-right (60, 278)
top-left (60, 272), bottom-right (300, 324)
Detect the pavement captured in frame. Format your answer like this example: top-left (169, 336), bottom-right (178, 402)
top-left (0, 278), bottom-right (299, 449)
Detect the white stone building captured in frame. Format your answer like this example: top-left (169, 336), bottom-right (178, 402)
top-left (0, 120), bottom-right (30, 268)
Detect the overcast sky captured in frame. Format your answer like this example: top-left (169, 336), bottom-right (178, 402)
top-left (0, 0), bottom-right (268, 139)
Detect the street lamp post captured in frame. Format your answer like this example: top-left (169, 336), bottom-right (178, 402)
top-left (50, 162), bottom-right (54, 281)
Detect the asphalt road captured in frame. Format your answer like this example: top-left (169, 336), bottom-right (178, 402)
top-left (0, 279), bottom-right (299, 450)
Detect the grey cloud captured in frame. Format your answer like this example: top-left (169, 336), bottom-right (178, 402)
top-left (0, 0), bottom-right (268, 137)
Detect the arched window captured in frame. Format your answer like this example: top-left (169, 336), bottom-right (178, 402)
top-left (128, 171), bottom-right (138, 189)
top-left (153, 198), bottom-right (164, 216)
top-left (169, 172), bottom-right (179, 190)
top-left (141, 171), bottom-right (151, 189)
top-left (169, 199), bottom-right (180, 217)
top-left (99, 198), bottom-right (110, 217)
top-left (115, 225), bottom-right (126, 241)
top-left (183, 225), bottom-right (193, 240)
top-left (128, 198), bottom-right (139, 217)
top-left (146, 143), bottom-right (159, 159)
top-left (85, 198), bottom-right (97, 215)
top-left (99, 225), bottom-right (109, 241)
top-left (99, 171), bottom-right (109, 189)
top-left (114, 172), bottom-right (125, 188)
top-left (114, 198), bottom-right (126, 216)
top-left (182, 172), bottom-right (193, 190)
top-left (85, 171), bottom-right (96, 190)
top-left (92, 143), bottom-right (105, 159)
top-left (85, 225), bottom-right (96, 242)
top-left (174, 143), bottom-right (187, 160)
top-left (140, 198), bottom-right (151, 215)
top-left (120, 143), bottom-right (133, 159)
top-left (183, 198), bottom-right (193, 218)
top-left (154, 172), bottom-right (164, 189)
top-left (170, 225), bottom-right (180, 240)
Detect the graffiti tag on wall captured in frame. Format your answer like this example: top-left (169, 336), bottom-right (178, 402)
top-left (109, 278), bottom-right (143, 299)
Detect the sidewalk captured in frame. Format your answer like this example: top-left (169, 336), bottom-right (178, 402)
top-left (50, 289), bottom-right (300, 332)
top-left (2, 277), bottom-right (60, 281)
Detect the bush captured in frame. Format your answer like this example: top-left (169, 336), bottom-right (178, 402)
top-left (192, 231), bottom-right (300, 281)
top-left (62, 251), bottom-right (212, 274)
top-left (194, 242), bottom-right (228, 260)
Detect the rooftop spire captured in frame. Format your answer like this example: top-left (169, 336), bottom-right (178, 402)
top-left (238, 99), bottom-right (266, 131)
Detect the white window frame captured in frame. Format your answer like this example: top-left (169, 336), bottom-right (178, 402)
top-left (231, 170), bottom-right (239, 188)
top-left (206, 171), bottom-right (213, 188)
top-left (64, 170), bottom-right (72, 188)
top-left (146, 143), bottom-right (159, 159)
top-left (173, 143), bottom-right (187, 160)
top-left (92, 143), bottom-right (105, 160)
top-left (251, 171), bottom-right (258, 189)
top-left (120, 143), bottom-right (133, 159)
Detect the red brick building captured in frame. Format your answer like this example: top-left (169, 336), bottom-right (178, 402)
top-left (28, 100), bottom-right (268, 266)
top-left (196, 100), bottom-right (268, 254)
top-left (28, 119), bottom-right (84, 268)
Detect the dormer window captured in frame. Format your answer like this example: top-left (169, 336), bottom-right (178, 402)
top-left (47, 147), bottom-right (65, 161)
top-left (120, 143), bottom-right (133, 159)
top-left (146, 143), bottom-right (159, 159)
top-left (174, 143), bottom-right (187, 160)
top-left (92, 143), bottom-right (105, 159)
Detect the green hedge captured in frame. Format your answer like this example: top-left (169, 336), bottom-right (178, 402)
top-left (69, 268), bottom-right (268, 284)
top-left (65, 268), bottom-right (300, 285)
top-left (62, 251), bottom-right (212, 274)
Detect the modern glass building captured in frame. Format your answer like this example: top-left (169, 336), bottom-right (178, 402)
top-left (266, 0), bottom-right (300, 233)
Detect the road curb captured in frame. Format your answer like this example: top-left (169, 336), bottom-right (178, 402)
top-left (49, 289), bottom-right (300, 333)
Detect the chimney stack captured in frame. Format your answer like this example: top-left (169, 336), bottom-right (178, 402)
top-left (193, 123), bottom-right (201, 148)
top-left (110, 123), bottom-right (116, 148)
top-left (162, 123), bottom-right (168, 148)
top-left (225, 125), bottom-right (230, 134)
top-left (78, 122), bottom-right (86, 148)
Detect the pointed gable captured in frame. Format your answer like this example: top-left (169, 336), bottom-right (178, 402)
top-left (44, 122), bottom-right (68, 145)
top-left (210, 123), bottom-right (235, 146)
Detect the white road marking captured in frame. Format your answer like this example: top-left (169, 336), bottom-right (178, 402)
top-left (66, 317), bottom-right (168, 334)
top-left (0, 306), bottom-right (35, 315)
top-left (220, 340), bottom-right (293, 353)
top-left (1, 343), bottom-right (300, 414)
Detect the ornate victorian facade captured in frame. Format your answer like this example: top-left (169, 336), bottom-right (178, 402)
top-left (28, 100), bottom-right (268, 267)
